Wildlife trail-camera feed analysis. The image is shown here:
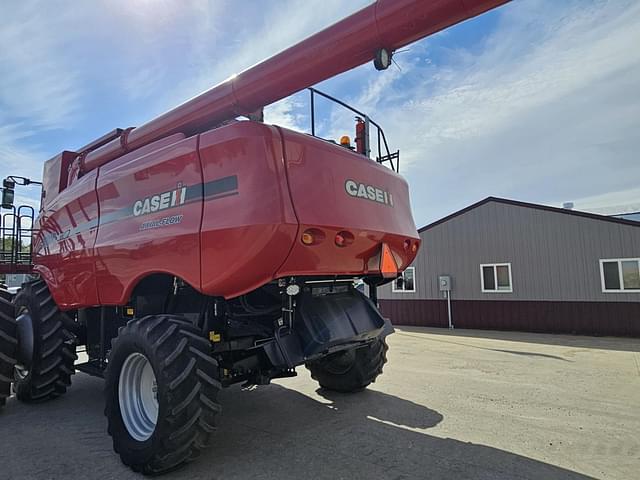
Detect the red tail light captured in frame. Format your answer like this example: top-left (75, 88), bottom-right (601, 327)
top-left (335, 230), bottom-right (354, 247)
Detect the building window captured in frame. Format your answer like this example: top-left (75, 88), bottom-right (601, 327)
top-left (392, 267), bottom-right (416, 293)
top-left (600, 258), bottom-right (640, 292)
top-left (480, 263), bottom-right (513, 293)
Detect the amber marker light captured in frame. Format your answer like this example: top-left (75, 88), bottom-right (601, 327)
top-left (301, 228), bottom-right (325, 246)
top-left (340, 135), bottom-right (351, 146)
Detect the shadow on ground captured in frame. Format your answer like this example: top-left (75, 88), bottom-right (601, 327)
top-left (398, 326), bottom-right (640, 353)
top-left (0, 374), bottom-right (594, 479)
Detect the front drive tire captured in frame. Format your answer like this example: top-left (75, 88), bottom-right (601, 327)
top-left (105, 315), bottom-right (222, 475)
top-left (305, 337), bottom-right (389, 393)
top-left (13, 280), bottom-right (77, 402)
top-left (0, 288), bottom-right (17, 408)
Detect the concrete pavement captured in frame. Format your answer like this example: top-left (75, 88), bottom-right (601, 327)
top-left (1, 327), bottom-right (638, 479)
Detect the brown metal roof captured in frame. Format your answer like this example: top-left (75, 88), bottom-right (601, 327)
top-left (418, 196), bottom-right (640, 233)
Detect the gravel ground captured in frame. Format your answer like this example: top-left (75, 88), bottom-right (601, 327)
top-left (1, 327), bottom-right (638, 479)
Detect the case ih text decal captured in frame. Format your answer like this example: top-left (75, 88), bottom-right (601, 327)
top-left (133, 185), bottom-right (187, 217)
top-left (44, 176), bottom-right (239, 247)
top-left (345, 179), bottom-right (393, 206)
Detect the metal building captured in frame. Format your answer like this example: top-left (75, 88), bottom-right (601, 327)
top-left (378, 197), bottom-right (640, 336)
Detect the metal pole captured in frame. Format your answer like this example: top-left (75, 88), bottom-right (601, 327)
top-left (364, 115), bottom-right (371, 158)
top-left (369, 284), bottom-right (378, 307)
top-left (447, 290), bottom-right (453, 329)
top-left (310, 90), bottom-right (315, 137)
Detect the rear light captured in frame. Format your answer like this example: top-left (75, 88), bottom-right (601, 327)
top-left (301, 228), bottom-right (325, 246)
top-left (380, 243), bottom-right (398, 278)
top-left (334, 230), bottom-right (354, 247)
top-left (404, 239), bottom-right (419, 254)
top-left (301, 232), bottom-right (314, 245)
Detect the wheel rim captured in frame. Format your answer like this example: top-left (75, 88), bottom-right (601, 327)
top-left (118, 352), bottom-right (158, 441)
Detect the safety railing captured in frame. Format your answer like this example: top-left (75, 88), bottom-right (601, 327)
top-left (0, 205), bottom-right (35, 274)
top-left (307, 88), bottom-right (400, 172)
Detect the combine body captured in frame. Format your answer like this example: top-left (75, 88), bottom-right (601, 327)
top-left (0, 0), bottom-right (509, 474)
top-left (33, 121), bottom-right (418, 308)
top-left (31, 0), bottom-right (511, 307)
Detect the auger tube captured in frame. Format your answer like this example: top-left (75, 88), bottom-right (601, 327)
top-left (81, 0), bottom-right (508, 172)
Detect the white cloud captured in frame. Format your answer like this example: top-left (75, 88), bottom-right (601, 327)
top-left (571, 187), bottom-right (640, 216)
top-left (162, 0), bottom-right (370, 112)
top-left (0, 1), bottom-right (88, 191)
top-left (193, 0), bottom-right (639, 228)
top-left (0, 3), bottom-right (84, 129)
top-left (3, 0), bottom-right (638, 230)
top-left (0, 124), bottom-right (46, 181)
top-left (264, 94), bottom-right (308, 132)
top-left (356, 0), bottom-right (640, 226)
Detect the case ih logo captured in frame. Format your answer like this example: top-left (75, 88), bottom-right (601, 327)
top-left (344, 179), bottom-right (393, 206)
top-left (133, 186), bottom-right (187, 217)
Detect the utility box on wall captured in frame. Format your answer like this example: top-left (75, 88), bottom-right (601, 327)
top-left (438, 275), bottom-right (453, 329)
top-left (438, 275), bottom-right (451, 292)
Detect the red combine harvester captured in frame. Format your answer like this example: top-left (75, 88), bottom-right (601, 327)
top-left (0, 0), bottom-right (508, 473)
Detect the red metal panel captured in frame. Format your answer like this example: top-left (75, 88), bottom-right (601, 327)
top-left (32, 170), bottom-right (100, 308)
top-left (83, 133), bottom-right (185, 175)
top-left (36, 122), bottom-right (424, 305)
top-left (276, 128), bottom-right (419, 277)
top-left (94, 136), bottom-right (202, 305)
top-left (198, 122), bottom-right (298, 298)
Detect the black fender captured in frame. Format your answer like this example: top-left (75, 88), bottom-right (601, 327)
top-left (263, 288), bottom-right (393, 369)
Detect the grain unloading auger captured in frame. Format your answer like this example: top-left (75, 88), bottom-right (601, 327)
top-left (0, 0), bottom-right (508, 473)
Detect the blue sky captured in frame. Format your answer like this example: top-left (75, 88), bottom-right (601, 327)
top-left (2, 0), bottom-right (639, 228)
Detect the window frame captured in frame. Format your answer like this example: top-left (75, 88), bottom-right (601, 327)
top-left (392, 266), bottom-right (416, 293)
top-left (480, 263), bottom-right (513, 293)
top-left (599, 258), bottom-right (640, 293)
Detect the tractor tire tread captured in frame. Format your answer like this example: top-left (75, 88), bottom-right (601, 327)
top-left (13, 280), bottom-right (77, 403)
top-left (104, 314), bottom-right (221, 475)
top-left (305, 337), bottom-right (389, 393)
top-left (0, 288), bottom-right (17, 407)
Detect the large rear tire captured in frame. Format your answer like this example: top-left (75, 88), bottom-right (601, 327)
top-left (105, 314), bottom-right (221, 475)
top-left (305, 337), bottom-right (389, 393)
top-left (0, 288), bottom-right (17, 408)
top-left (13, 280), bottom-right (77, 402)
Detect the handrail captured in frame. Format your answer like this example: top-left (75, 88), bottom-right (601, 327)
top-left (307, 87), bottom-right (399, 172)
top-left (0, 204), bottom-right (35, 273)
